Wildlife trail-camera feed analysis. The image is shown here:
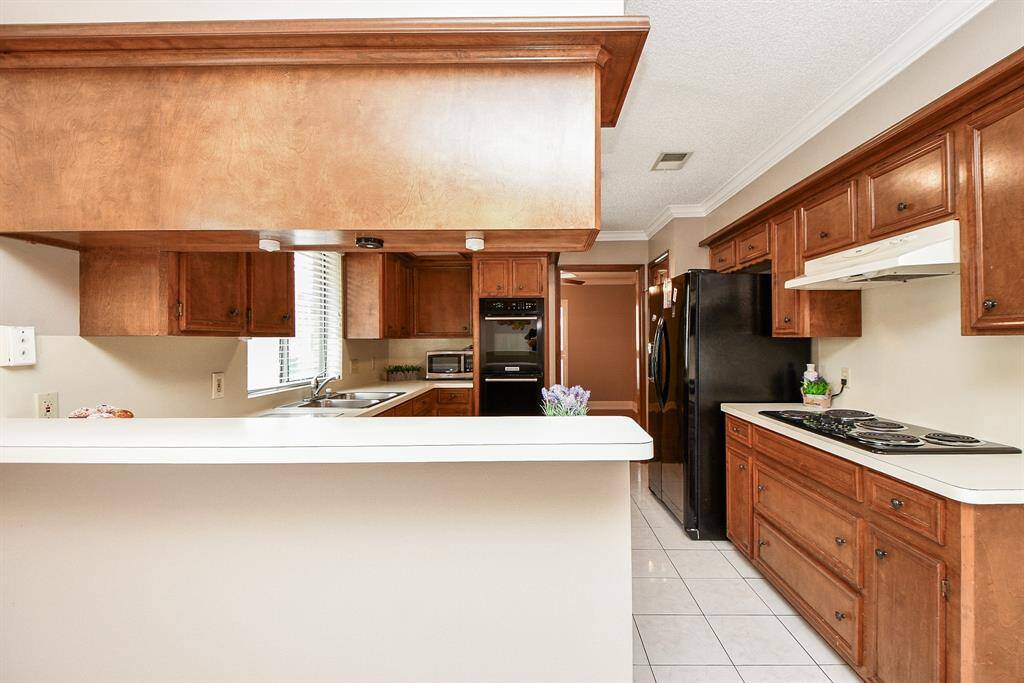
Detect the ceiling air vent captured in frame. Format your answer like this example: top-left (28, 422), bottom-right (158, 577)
top-left (651, 152), bottom-right (690, 171)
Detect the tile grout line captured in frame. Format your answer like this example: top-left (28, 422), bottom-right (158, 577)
top-left (776, 615), bottom-right (842, 679)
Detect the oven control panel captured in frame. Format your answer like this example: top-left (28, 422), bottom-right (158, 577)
top-left (480, 298), bottom-right (542, 315)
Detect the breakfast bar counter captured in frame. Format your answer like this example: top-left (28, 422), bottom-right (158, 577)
top-left (0, 416), bottom-right (651, 682)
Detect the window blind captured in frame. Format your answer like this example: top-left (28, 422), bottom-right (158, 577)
top-left (247, 252), bottom-right (342, 394)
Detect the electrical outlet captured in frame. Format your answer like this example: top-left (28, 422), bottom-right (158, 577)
top-left (841, 367), bottom-right (851, 384)
top-left (35, 392), bottom-right (59, 418)
top-left (211, 372), bottom-right (225, 399)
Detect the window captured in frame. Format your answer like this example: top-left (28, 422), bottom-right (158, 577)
top-left (247, 252), bottom-right (342, 395)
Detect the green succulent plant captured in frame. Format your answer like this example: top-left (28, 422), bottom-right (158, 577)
top-left (802, 377), bottom-right (830, 396)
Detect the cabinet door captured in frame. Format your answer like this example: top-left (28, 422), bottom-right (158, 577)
top-left (511, 257), bottom-right (545, 296)
top-left (383, 255), bottom-right (412, 338)
top-left (725, 449), bottom-right (752, 555)
top-left (414, 266), bottom-right (472, 336)
top-left (710, 241), bottom-right (737, 271)
top-left (399, 259), bottom-right (413, 338)
top-left (964, 90), bottom-right (1024, 333)
top-left (477, 259), bottom-right (509, 297)
top-left (867, 526), bottom-right (946, 683)
top-left (178, 252), bottom-right (246, 334)
top-left (866, 132), bottom-right (954, 238)
top-left (247, 252), bottom-right (295, 337)
top-left (771, 210), bottom-right (802, 336)
top-left (737, 223), bottom-right (771, 264)
top-left (801, 180), bottom-right (857, 259)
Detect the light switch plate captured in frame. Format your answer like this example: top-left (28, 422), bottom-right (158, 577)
top-left (0, 326), bottom-right (36, 366)
top-left (211, 372), bottom-right (225, 399)
top-left (35, 392), bottom-right (59, 418)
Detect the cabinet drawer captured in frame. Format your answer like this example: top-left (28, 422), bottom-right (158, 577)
top-left (801, 181), bottom-right (857, 258)
top-left (725, 416), bottom-right (752, 447)
top-left (437, 403), bottom-right (472, 416)
top-left (754, 464), bottom-right (860, 585)
top-left (710, 241), bottom-right (737, 271)
top-left (754, 519), bottom-right (862, 665)
top-left (865, 472), bottom-right (945, 545)
top-left (752, 427), bottom-right (863, 501)
top-left (866, 132), bottom-right (954, 238)
top-left (437, 388), bottom-right (471, 404)
top-left (737, 224), bottom-right (770, 263)
top-left (411, 393), bottom-right (435, 417)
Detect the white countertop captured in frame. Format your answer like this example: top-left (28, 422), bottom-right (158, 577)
top-left (722, 403), bottom-right (1024, 505)
top-left (0, 415), bottom-right (652, 464)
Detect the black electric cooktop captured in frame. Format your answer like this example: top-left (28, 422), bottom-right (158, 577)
top-left (759, 409), bottom-right (1021, 455)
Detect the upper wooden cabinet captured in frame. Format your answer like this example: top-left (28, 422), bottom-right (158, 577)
top-left (414, 263), bottom-right (472, 337)
top-left (475, 256), bottom-right (547, 297)
top-left (962, 89), bottom-right (1024, 334)
top-left (710, 241), bottom-right (738, 272)
top-left (865, 132), bottom-right (955, 239)
top-left (80, 250), bottom-right (294, 337)
top-left (737, 223), bottom-right (771, 264)
top-left (800, 180), bottom-right (858, 259)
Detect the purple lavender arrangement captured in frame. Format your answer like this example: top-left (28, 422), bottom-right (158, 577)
top-left (540, 384), bottom-right (592, 416)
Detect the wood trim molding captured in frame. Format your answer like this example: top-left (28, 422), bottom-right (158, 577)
top-left (0, 16), bottom-right (648, 127)
top-left (699, 45), bottom-right (1024, 247)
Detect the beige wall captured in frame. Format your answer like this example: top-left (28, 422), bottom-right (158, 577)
top-left (645, 1), bottom-right (1024, 446)
top-left (559, 239), bottom-right (649, 265)
top-left (562, 283), bottom-right (637, 406)
top-left (647, 217), bottom-right (709, 278)
top-left (0, 238), bottom-right (386, 418)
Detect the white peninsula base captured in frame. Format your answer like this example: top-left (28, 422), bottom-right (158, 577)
top-left (1, 460), bottom-right (633, 682)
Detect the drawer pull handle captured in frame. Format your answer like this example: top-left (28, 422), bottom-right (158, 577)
top-left (731, 426), bottom-right (740, 433)
top-left (747, 244), bottom-right (756, 250)
top-left (889, 498), bottom-right (904, 510)
top-left (875, 548), bottom-right (888, 560)
top-left (834, 611), bottom-right (847, 621)
top-left (757, 484), bottom-right (766, 492)
top-left (738, 463), bottom-right (746, 471)
top-left (834, 537), bottom-right (847, 546)
top-left (783, 316), bottom-right (792, 323)
top-left (718, 257), bottom-right (726, 263)
top-left (758, 540), bottom-right (769, 548)
top-left (896, 201), bottom-right (909, 212)
top-left (982, 298), bottom-right (998, 311)
top-left (819, 231), bottom-right (830, 239)
top-left (282, 313), bottom-right (291, 321)
top-left (228, 308), bottom-right (240, 317)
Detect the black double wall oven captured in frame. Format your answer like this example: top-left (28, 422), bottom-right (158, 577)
top-left (479, 298), bottom-right (544, 416)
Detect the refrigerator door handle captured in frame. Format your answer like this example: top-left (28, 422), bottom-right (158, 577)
top-left (682, 279), bottom-right (691, 378)
top-left (659, 317), bottom-right (671, 408)
top-left (651, 318), bottom-right (665, 407)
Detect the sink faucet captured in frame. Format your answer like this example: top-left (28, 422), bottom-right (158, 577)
top-left (310, 371), bottom-right (340, 400)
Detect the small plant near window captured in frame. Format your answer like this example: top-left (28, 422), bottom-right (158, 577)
top-left (385, 364), bottom-right (422, 381)
top-left (540, 384), bottom-right (591, 416)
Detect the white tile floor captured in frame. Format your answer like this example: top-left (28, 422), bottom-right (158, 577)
top-left (630, 463), bottom-right (861, 683)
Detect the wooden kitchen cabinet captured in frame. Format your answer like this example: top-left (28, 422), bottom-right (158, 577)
top-left (961, 89), bottom-right (1024, 334)
top-left (414, 263), bottom-right (472, 336)
top-left (736, 223), bottom-right (770, 264)
top-left (474, 255), bottom-right (547, 297)
top-left (770, 209), bottom-right (862, 338)
top-left (344, 252), bottom-right (413, 339)
top-left (800, 180), bottom-right (858, 259)
top-left (710, 241), bottom-right (737, 271)
top-left (866, 525), bottom-right (946, 683)
top-left (725, 415), bottom-right (1024, 682)
top-left (865, 132), bottom-right (955, 239)
top-left (80, 249), bottom-right (294, 337)
top-left (725, 448), bottom-right (752, 555)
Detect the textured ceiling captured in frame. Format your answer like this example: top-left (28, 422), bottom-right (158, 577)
top-left (601, 0), bottom-right (943, 232)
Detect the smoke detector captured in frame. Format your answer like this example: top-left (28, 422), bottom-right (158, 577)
top-left (355, 236), bottom-right (384, 249)
top-left (465, 231), bottom-right (485, 252)
top-left (651, 152), bottom-right (691, 171)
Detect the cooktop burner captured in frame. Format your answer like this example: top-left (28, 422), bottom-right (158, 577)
top-left (758, 409), bottom-right (1021, 455)
top-left (824, 409), bottom-right (875, 421)
top-left (923, 432), bottom-right (982, 446)
top-left (856, 419), bottom-right (907, 432)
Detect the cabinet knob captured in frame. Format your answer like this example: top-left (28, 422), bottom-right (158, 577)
top-left (982, 299), bottom-right (998, 311)
top-left (738, 463), bottom-right (746, 471)
top-left (896, 201), bottom-right (909, 212)
top-left (783, 316), bottom-right (792, 324)
top-left (889, 498), bottom-right (904, 510)
top-left (496, 284), bottom-right (503, 290)
top-left (874, 548), bottom-right (888, 560)
top-left (228, 308), bottom-right (240, 317)
top-left (834, 611), bottom-right (847, 622)
top-left (834, 537), bottom-right (847, 546)
top-left (758, 539), bottom-right (769, 548)
top-left (731, 426), bottom-right (740, 433)
top-left (717, 257), bottom-right (726, 263)
top-left (462, 325), bottom-right (469, 331)
top-left (819, 231), bottom-right (830, 239)
top-left (747, 244), bottom-right (756, 250)
top-left (756, 484), bottom-right (766, 492)
top-left (282, 313), bottom-right (291, 321)
top-left (518, 284), bottom-right (524, 290)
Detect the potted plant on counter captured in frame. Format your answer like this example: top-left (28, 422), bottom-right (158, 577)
top-left (540, 384), bottom-right (591, 416)
top-left (801, 367), bottom-right (832, 409)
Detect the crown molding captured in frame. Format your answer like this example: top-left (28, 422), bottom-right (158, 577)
top-left (595, 229), bottom-right (648, 242)
top-left (643, 204), bottom-right (706, 239)
top-left (698, 0), bottom-right (993, 217)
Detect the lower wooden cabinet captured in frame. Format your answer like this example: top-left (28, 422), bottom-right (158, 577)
top-left (80, 249), bottom-right (294, 337)
top-left (376, 387), bottom-right (473, 417)
top-left (726, 416), bottom-right (1024, 682)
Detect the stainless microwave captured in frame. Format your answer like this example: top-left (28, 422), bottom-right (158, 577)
top-left (425, 350), bottom-right (473, 379)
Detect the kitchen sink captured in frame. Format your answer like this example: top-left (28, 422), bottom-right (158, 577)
top-left (279, 391), bottom-right (405, 410)
top-left (329, 392), bottom-right (404, 401)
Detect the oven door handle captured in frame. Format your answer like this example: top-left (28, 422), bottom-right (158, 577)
top-left (483, 316), bottom-right (539, 321)
top-left (483, 377), bottom-right (540, 383)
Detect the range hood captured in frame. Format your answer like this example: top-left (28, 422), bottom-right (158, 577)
top-left (786, 220), bottom-right (960, 290)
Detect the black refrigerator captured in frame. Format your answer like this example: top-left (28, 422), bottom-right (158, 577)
top-left (647, 270), bottom-right (809, 540)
